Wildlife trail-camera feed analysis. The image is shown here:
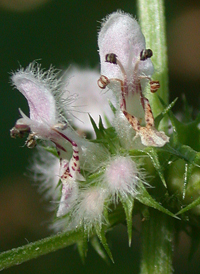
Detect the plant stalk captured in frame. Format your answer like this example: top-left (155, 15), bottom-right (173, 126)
top-left (140, 209), bottom-right (174, 274)
top-left (137, 0), bottom-right (169, 130)
top-left (0, 230), bottom-right (82, 271)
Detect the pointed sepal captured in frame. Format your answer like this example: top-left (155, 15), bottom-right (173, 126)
top-left (77, 230), bottom-right (88, 264)
top-left (154, 97), bottom-right (178, 129)
top-left (90, 236), bottom-right (110, 264)
top-left (120, 196), bottom-right (134, 246)
top-left (89, 115), bottom-right (104, 139)
top-left (95, 225), bottom-right (114, 263)
top-left (145, 147), bottom-right (167, 188)
top-left (176, 196), bottom-right (200, 215)
top-left (136, 181), bottom-right (178, 219)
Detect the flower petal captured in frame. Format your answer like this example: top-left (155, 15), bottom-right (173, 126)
top-left (98, 11), bottom-right (154, 81)
top-left (138, 127), bottom-right (170, 147)
top-left (57, 179), bottom-right (79, 217)
top-left (12, 63), bottom-right (57, 126)
top-left (62, 65), bottom-right (115, 133)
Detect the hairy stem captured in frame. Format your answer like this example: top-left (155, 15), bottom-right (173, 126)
top-left (137, 0), bottom-right (169, 130)
top-left (140, 209), bottom-right (174, 274)
top-left (0, 230), bottom-right (82, 271)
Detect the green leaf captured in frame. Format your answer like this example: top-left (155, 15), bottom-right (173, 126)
top-left (120, 197), bottom-right (134, 246)
top-left (157, 95), bottom-right (200, 150)
top-left (90, 236), bottom-right (109, 263)
top-left (145, 147), bottom-right (167, 188)
top-left (165, 105), bottom-right (200, 150)
top-left (154, 97), bottom-right (178, 128)
top-left (161, 144), bottom-right (199, 164)
top-left (108, 204), bottom-right (126, 227)
top-left (176, 196), bottom-right (200, 215)
top-left (136, 181), bottom-right (178, 219)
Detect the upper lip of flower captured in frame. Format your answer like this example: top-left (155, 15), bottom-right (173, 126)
top-left (98, 11), bottom-right (154, 84)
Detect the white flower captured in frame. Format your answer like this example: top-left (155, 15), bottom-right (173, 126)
top-left (61, 65), bottom-right (115, 134)
top-left (10, 63), bottom-right (61, 140)
top-left (10, 62), bottom-right (104, 219)
top-left (98, 11), bottom-right (169, 147)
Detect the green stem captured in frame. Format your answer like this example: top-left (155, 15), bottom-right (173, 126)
top-left (0, 205), bottom-right (126, 270)
top-left (137, 0), bottom-right (169, 130)
top-left (140, 209), bottom-right (174, 274)
top-left (0, 230), bottom-right (82, 271)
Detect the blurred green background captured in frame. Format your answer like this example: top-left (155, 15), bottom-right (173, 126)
top-left (0, 0), bottom-right (200, 273)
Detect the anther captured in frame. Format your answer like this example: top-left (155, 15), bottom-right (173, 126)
top-left (140, 49), bottom-right (153, 61)
top-left (97, 75), bottom-right (110, 89)
top-left (105, 53), bottom-right (118, 64)
top-left (25, 133), bottom-right (37, 149)
top-left (150, 80), bottom-right (160, 93)
top-left (10, 119), bottom-right (30, 138)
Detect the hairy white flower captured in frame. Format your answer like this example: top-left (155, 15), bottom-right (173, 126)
top-left (98, 11), bottom-right (169, 147)
top-left (10, 62), bottom-right (106, 220)
top-left (11, 63), bottom-right (59, 139)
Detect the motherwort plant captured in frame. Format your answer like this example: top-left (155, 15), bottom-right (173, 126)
top-left (2, 2), bottom-right (200, 273)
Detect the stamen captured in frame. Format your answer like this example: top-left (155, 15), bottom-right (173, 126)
top-left (25, 133), bottom-right (37, 149)
top-left (97, 75), bottom-right (110, 89)
top-left (10, 127), bottom-right (21, 138)
top-left (104, 53), bottom-right (128, 109)
top-left (105, 53), bottom-right (117, 64)
top-left (140, 49), bottom-right (153, 61)
top-left (105, 53), bottom-right (126, 79)
top-left (149, 80), bottom-right (160, 93)
top-left (10, 119), bottom-right (30, 138)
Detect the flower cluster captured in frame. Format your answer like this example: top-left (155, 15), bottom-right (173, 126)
top-left (10, 11), bottom-right (169, 237)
